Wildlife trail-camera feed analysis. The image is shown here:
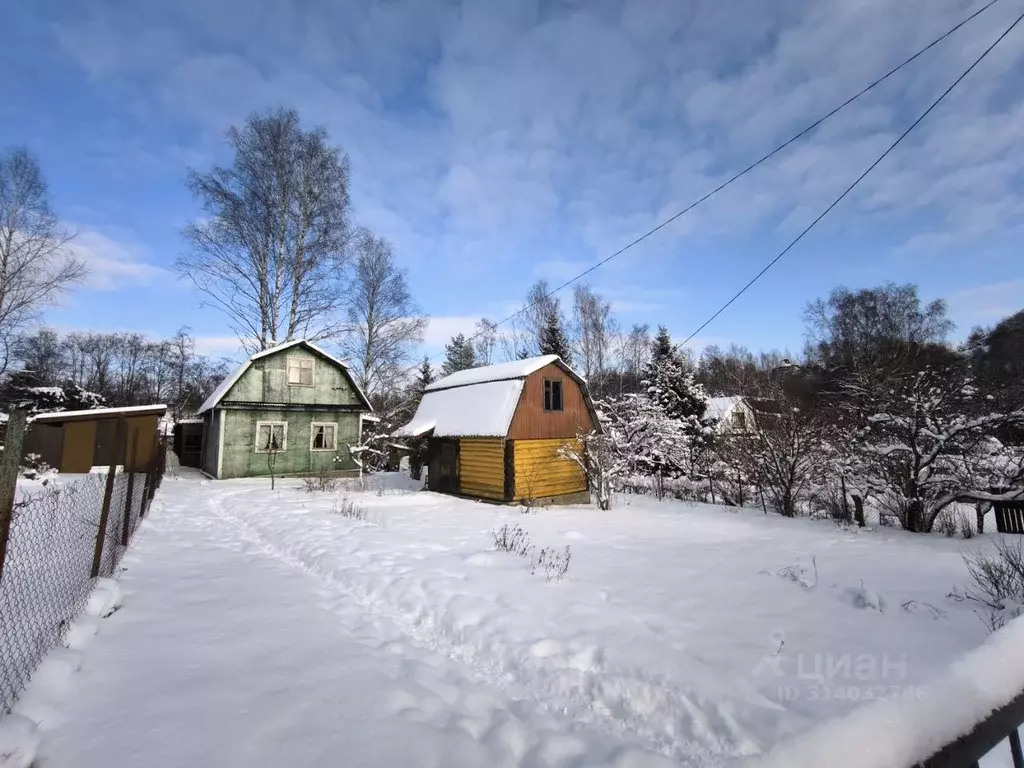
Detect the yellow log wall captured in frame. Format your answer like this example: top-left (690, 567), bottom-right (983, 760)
top-left (458, 438), bottom-right (506, 500)
top-left (512, 438), bottom-right (586, 501)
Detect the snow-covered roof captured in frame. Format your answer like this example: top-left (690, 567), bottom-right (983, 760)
top-left (197, 339), bottom-right (370, 414)
top-left (705, 396), bottom-right (744, 422)
top-left (31, 404), bottom-right (168, 423)
top-left (395, 380), bottom-right (525, 438)
top-left (425, 355), bottom-right (560, 392)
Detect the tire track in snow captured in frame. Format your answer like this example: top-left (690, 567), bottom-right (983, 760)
top-left (205, 486), bottom-right (780, 765)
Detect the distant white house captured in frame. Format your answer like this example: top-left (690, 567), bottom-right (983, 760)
top-left (705, 396), bottom-right (755, 434)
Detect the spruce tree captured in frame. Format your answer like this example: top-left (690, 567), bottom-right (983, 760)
top-left (651, 325), bottom-right (673, 365)
top-left (539, 310), bottom-right (573, 365)
top-left (442, 333), bottom-right (477, 376)
top-left (415, 357), bottom-right (434, 391)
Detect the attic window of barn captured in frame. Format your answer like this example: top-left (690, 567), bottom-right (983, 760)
top-left (732, 410), bottom-right (746, 429)
top-left (544, 379), bottom-right (563, 412)
top-left (287, 357), bottom-right (314, 386)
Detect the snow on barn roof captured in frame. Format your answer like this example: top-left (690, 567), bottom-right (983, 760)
top-left (425, 355), bottom-right (560, 392)
top-left (705, 396), bottom-right (744, 422)
top-left (397, 355), bottom-right (600, 439)
top-left (31, 404), bottom-right (168, 423)
top-left (395, 379), bottom-right (525, 438)
top-left (197, 339), bottom-right (371, 414)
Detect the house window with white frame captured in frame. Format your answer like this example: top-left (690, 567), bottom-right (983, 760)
top-left (287, 357), bottom-right (315, 386)
top-left (310, 422), bottom-right (337, 451)
top-left (732, 410), bottom-right (746, 430)
top-left (255, 421), bottom-right (288, 452)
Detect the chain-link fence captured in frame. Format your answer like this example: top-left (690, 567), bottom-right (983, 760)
top-left (0, 444), bottom-right (166, 715)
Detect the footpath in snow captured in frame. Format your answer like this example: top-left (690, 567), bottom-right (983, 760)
top-left (23, 469), bottom-right (1015, 767)
top-left (29, 471), bottom-right (675, 768)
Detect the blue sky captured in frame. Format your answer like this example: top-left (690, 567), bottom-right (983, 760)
top-left (3, 0), bottom-right (1023, 363)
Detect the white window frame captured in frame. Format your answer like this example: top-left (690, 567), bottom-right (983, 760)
top-left (309, 421), bottom-right (338, 452)
top-left (255, 421), bottom-right (288, 453)
top-left (286, 356), bottom-right (315, 387)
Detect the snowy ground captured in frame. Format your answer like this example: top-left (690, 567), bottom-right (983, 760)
top-left (22, 470), bottom-right (1020, 767)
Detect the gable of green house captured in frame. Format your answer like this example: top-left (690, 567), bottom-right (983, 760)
top-left (219, 346), bottom-right (366, 410)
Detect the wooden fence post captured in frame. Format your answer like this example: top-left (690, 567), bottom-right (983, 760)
top-left (120, 429), bottom-right (140, 546)
top-left (90, 416), bottom-right (126, 578)
top-left (0, 409), bottom-right (29, 586)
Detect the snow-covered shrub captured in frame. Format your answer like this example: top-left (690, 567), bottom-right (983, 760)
top-left (843, 365), bottom-right (1024, 533)
top-left (329, 496), bottom-right (368, 521)
top-left (492, 523), bottom-right (532, 558)
top-left (302, 471), bottom-right (339, 493)
top-left (936, 510), bottom-right (959, 538)
top-left (961, 538), bottom-right (1024, 631)
top-left (19, 453), bottom-right (55, 482)
top-left (777, 558), bottom-right (818, 590)
top-left (959, 512), bottom-right (975, 539)
top-left (532, 545), bottom-right (571, 582)
top-left (807, 479), bottom-right (852, 524)
top-left (558, 431), bottom-right (616, 510)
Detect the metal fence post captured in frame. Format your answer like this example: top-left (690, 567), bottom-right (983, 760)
top-left (0, 409), bottom-right (29, 585)
top-left (90, 416), bottom-right (126, 578)
top-left (141, 433), bottom-right (159, 517)
top-left (120, 429), bottom-right (140, 546)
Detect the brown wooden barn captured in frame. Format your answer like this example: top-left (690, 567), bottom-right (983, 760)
top-left (396, 356), bottom-right (598, 504)
top-left (24, 404), bottom-right (167, 473)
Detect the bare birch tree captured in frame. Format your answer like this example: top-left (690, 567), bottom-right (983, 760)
top-left (474, 318), bottom-right (498, 366)
top-left (0, 148), bottom-right (87, 374)
top-left (571, 284), bottom-right (617, 391)
top-left (178, 108), bottom-right (353, 352)
top-left (340, 234), bottom-right (426, 397)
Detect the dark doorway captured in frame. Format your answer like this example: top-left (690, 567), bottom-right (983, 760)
top-left (436, 439), bottom-right (459, 495)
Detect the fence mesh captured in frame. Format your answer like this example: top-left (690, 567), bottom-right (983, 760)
top-left (0, 460), bottom-right (161, 715)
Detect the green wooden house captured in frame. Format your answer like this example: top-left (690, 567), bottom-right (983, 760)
top-left (197, 340), bottom-right (372, 479)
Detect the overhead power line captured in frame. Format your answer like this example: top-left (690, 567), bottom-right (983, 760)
top-left (429, 0), bottom-right (1005, 360)
top-left (679, 5), bottom-right (1024, 347)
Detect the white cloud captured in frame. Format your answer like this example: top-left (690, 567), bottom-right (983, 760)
top-left (422, 315), bottom-right (481, 348)
top-left (948, 280), bottom-right (1024, 325)
top-left (68, 228), bottom-right (170, 290)
top-left (193, 336), bottom-right (246, 357)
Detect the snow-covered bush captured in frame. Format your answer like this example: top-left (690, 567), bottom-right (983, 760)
top-left (935, 510), bottom-right (959, 538)
top-left (19, 453), bottom-right (55, 482)
top-left (492, 523), bottom-right (532, 558)
top-left (492, 524), bottom-right (571, 581)
top-left (558, 431), bottom-right (616, 510)
top-left (302, 471), bottom-right (339, 493)
top-left (329, 496), bottom-right (368, 521)
top-left (843, 365), bottom-right (1024, 533)
top-left (960, 538), bottom-right (1024, 631)
top-left (532, 545), bottom-right (571, 582)
top-left (9, 384), bottom-right (105, 414)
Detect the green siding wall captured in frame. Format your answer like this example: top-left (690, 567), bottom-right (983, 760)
top-left (220, 409), bottom-right (362, 479)
top-left (201, 410), bottom-right (221, 477)
top-left (223, 347), bottom-right (362, 408)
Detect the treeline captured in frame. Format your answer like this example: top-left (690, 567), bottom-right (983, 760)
top-left (0, 327), bottom-right (230, 417)
top-left (433, 281), bottom-right (1024, 535)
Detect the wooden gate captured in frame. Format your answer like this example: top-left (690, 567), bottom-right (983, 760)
top-left (994, 500), bottom-right (1024, 534)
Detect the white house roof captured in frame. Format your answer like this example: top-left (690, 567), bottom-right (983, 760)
top-left (425, 355), bottom-right (559, 392)
top-left (705, 396), bottom-right (744, 422)
top-left (197, 339), bottom-right (371, 414)
top-left (395, 379), bottom-right (525, 438)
